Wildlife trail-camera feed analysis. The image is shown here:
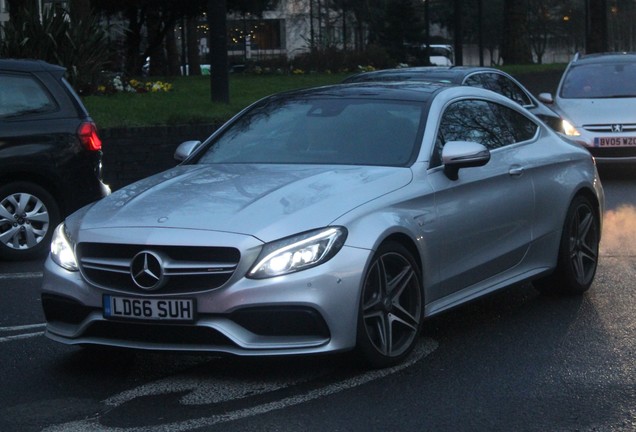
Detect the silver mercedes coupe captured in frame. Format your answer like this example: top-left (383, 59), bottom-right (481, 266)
top-left (41, 82), bottom-right (604, 367)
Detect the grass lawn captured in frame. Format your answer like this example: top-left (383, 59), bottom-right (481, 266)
top-left (83, 64), bottom-right (566, 129)
top-left (83, 73), bottom-right (350, 129)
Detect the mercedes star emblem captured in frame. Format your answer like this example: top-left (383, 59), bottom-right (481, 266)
top-left (130, 250), bottom-right (165, 290)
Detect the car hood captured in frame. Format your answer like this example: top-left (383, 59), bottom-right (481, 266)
top-left (555, 98), bottom-right (636, 125)
top-left (76, 164), bottom-right (412, 242)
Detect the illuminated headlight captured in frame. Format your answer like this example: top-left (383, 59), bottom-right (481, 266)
top-left (562, 119), bottom-right (581, 137)
top-left (51, 223), bottom-right (78, 271)
top-left (248, 227), bottom-right (347, 279)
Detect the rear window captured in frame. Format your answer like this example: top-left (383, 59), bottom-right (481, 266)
top-left (0, 74), bottom-right (57, 119)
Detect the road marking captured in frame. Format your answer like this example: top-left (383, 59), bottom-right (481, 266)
top-left (42, 338), bottom-right (438, 432)
top-left (0, 331), bottom-right (44, 343)
top-left (0, 323), bottom-right (46, 333)
top-left (0, 271), bottom-right (43, 280)
top-left (0, 324), bottom-right (46, 343)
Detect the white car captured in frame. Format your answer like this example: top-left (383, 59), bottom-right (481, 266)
top-left (41, 82), bottom-right (604, 368)
top-left (540, 52), bottom-right (636, 163)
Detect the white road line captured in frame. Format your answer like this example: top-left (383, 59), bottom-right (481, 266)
top-left (0, 323), bottom-right (46, 333)
top-left (42, 338), bottom-right (438, 432)
top-left (0, 331), bottom-right (44, 343)
top-left (0, 271), bottom-right (43, 280)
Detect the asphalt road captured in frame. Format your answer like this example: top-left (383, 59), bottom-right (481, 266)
top-left (1, 166), bottom-right (635, 432)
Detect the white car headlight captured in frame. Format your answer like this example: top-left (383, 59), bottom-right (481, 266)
top-left (51, 223), bottom-right (79, 271)
top-left (248, 227), bottom-right (347, 279)
top-left (562, 119), bottom-right (581, 137)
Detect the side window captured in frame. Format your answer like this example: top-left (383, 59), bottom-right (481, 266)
top-left (480, 73), bottom-right (533, 106)
top-left (464, 74), bottom-right (485, 89)
top-left (0, 74), bottom-right (56, 119)
top-left (432, 99), bottom-right (538, 166)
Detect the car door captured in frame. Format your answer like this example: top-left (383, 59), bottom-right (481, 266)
top-left (425, 98), bottom-right (539, 303)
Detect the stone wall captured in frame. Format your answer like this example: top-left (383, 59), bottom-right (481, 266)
top-left (100, 123), bottom-right (219, 190)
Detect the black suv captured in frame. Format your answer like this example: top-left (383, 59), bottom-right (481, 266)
top-left (0, 59), bottom-right (110, 260)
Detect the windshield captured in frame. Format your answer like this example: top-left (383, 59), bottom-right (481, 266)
top-left (561, 62), bottom-right (636, 99)
top-left (198, 97), bottom-right (424, 166)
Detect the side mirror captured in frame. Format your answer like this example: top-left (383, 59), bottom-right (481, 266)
top-left (442, 141), bottom-right (490, 180)
top-left (174, 140), bottom-right (202, 161)
top-left (538, 93), bottom-right (554, 104)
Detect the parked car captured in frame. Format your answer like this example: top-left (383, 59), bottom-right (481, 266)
top-left (344, 66), bottom-right (563, 132)
top-left (539, 52), bottom-right (636, 163)
top-left (0, 59), bottom-right (110, 260)
top-left (41, 82), bottom-right (603, 368)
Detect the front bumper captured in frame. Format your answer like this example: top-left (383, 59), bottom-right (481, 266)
top-left (41, 245), bottom-right (370, 356)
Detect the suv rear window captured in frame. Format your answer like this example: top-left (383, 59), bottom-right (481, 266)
top-left (0, 74), bottom-right (57, 119)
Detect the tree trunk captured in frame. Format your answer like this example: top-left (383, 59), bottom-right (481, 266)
top-left (500, 0), bottom-right (534, 64)
top-left (208, 0), bottom-right (229, 103)
top-left (147, 9), bottom-right (167, 76)
top-left (187, 17), bottom-right (202, 76)
top-left (166, 25), bottom-right (181, 76)
top-left (453, 0), bottom-right (463, 66)
top-left (124, 6), bottom-right (144, 75)
top-left (586, 0), bottom-right (608, 53)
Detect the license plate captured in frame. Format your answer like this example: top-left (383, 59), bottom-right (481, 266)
top-left (103, 295), bottom-right (195, 322)
top-left (594, 136), bottom-right (636, 147)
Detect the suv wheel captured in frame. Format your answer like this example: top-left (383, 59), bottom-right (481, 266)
top-left (0, 182), bottom-right (60, 260)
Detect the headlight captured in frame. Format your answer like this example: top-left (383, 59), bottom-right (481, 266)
top-left (248, 227), bottom-right (347, 279)
top-left (51, 223), bottom-right (78, 271)
top-left (562, 119), bottom-right (581, 136)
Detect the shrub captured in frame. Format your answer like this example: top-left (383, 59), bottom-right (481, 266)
top-left (290, 46), bottom-right (395, 73)
top-left (0, 7), bottom-right (112, 94)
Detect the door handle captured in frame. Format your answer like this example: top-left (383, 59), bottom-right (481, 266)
top-left (509, 166), bottom-right (524, 176)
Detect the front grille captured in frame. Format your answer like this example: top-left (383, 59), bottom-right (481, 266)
top-left (583, 123), bottom-right (636, 133)
top-left (587, 146), bottom-right (636, 158)
top-left (77, 243), bottom-right (240, 294)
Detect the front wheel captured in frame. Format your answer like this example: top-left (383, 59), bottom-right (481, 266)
top-left (356, 242), bottom-right (423, 368)
top-left (0, 182), bottom-right (60, 260)
top-left (534, 195), bottom-right (600, 295)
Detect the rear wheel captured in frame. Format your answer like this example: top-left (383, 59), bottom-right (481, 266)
top-left (356, 241), bottom-right (423, 368)
top-left (0, 182), bottom-right (60, 260)
top-left (534, 195), bottom-right (600, 295)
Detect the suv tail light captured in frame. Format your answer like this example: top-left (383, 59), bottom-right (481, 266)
top-left (77, 122), bottom-right (102, 151)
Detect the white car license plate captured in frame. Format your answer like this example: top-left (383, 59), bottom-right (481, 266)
top-left (594, 136), bottom-right (636, 147)
top-left (103, 295), bottom-right (195, 322)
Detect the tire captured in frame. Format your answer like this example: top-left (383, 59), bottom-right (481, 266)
top-left (356, 241), bottom-right (423, 368)
top-left (534, 195), bottom-right (600, 296)
top-left (0, 181), bottom-right (61, 261)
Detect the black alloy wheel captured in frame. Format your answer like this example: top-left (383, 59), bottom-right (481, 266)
top-left (357, 241), bottom-right (423, 368)
top-left (535, 195), bottom-right (600, 295)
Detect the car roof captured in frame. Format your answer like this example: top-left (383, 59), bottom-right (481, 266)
top-left (269, 81), bottom-right (453, 103)
top-left (571, 52), bottom-right (636, 65)
top-left (0, 58), bottom-right (66, 73)
top-left (343, 66), bottom-right (508, 84)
